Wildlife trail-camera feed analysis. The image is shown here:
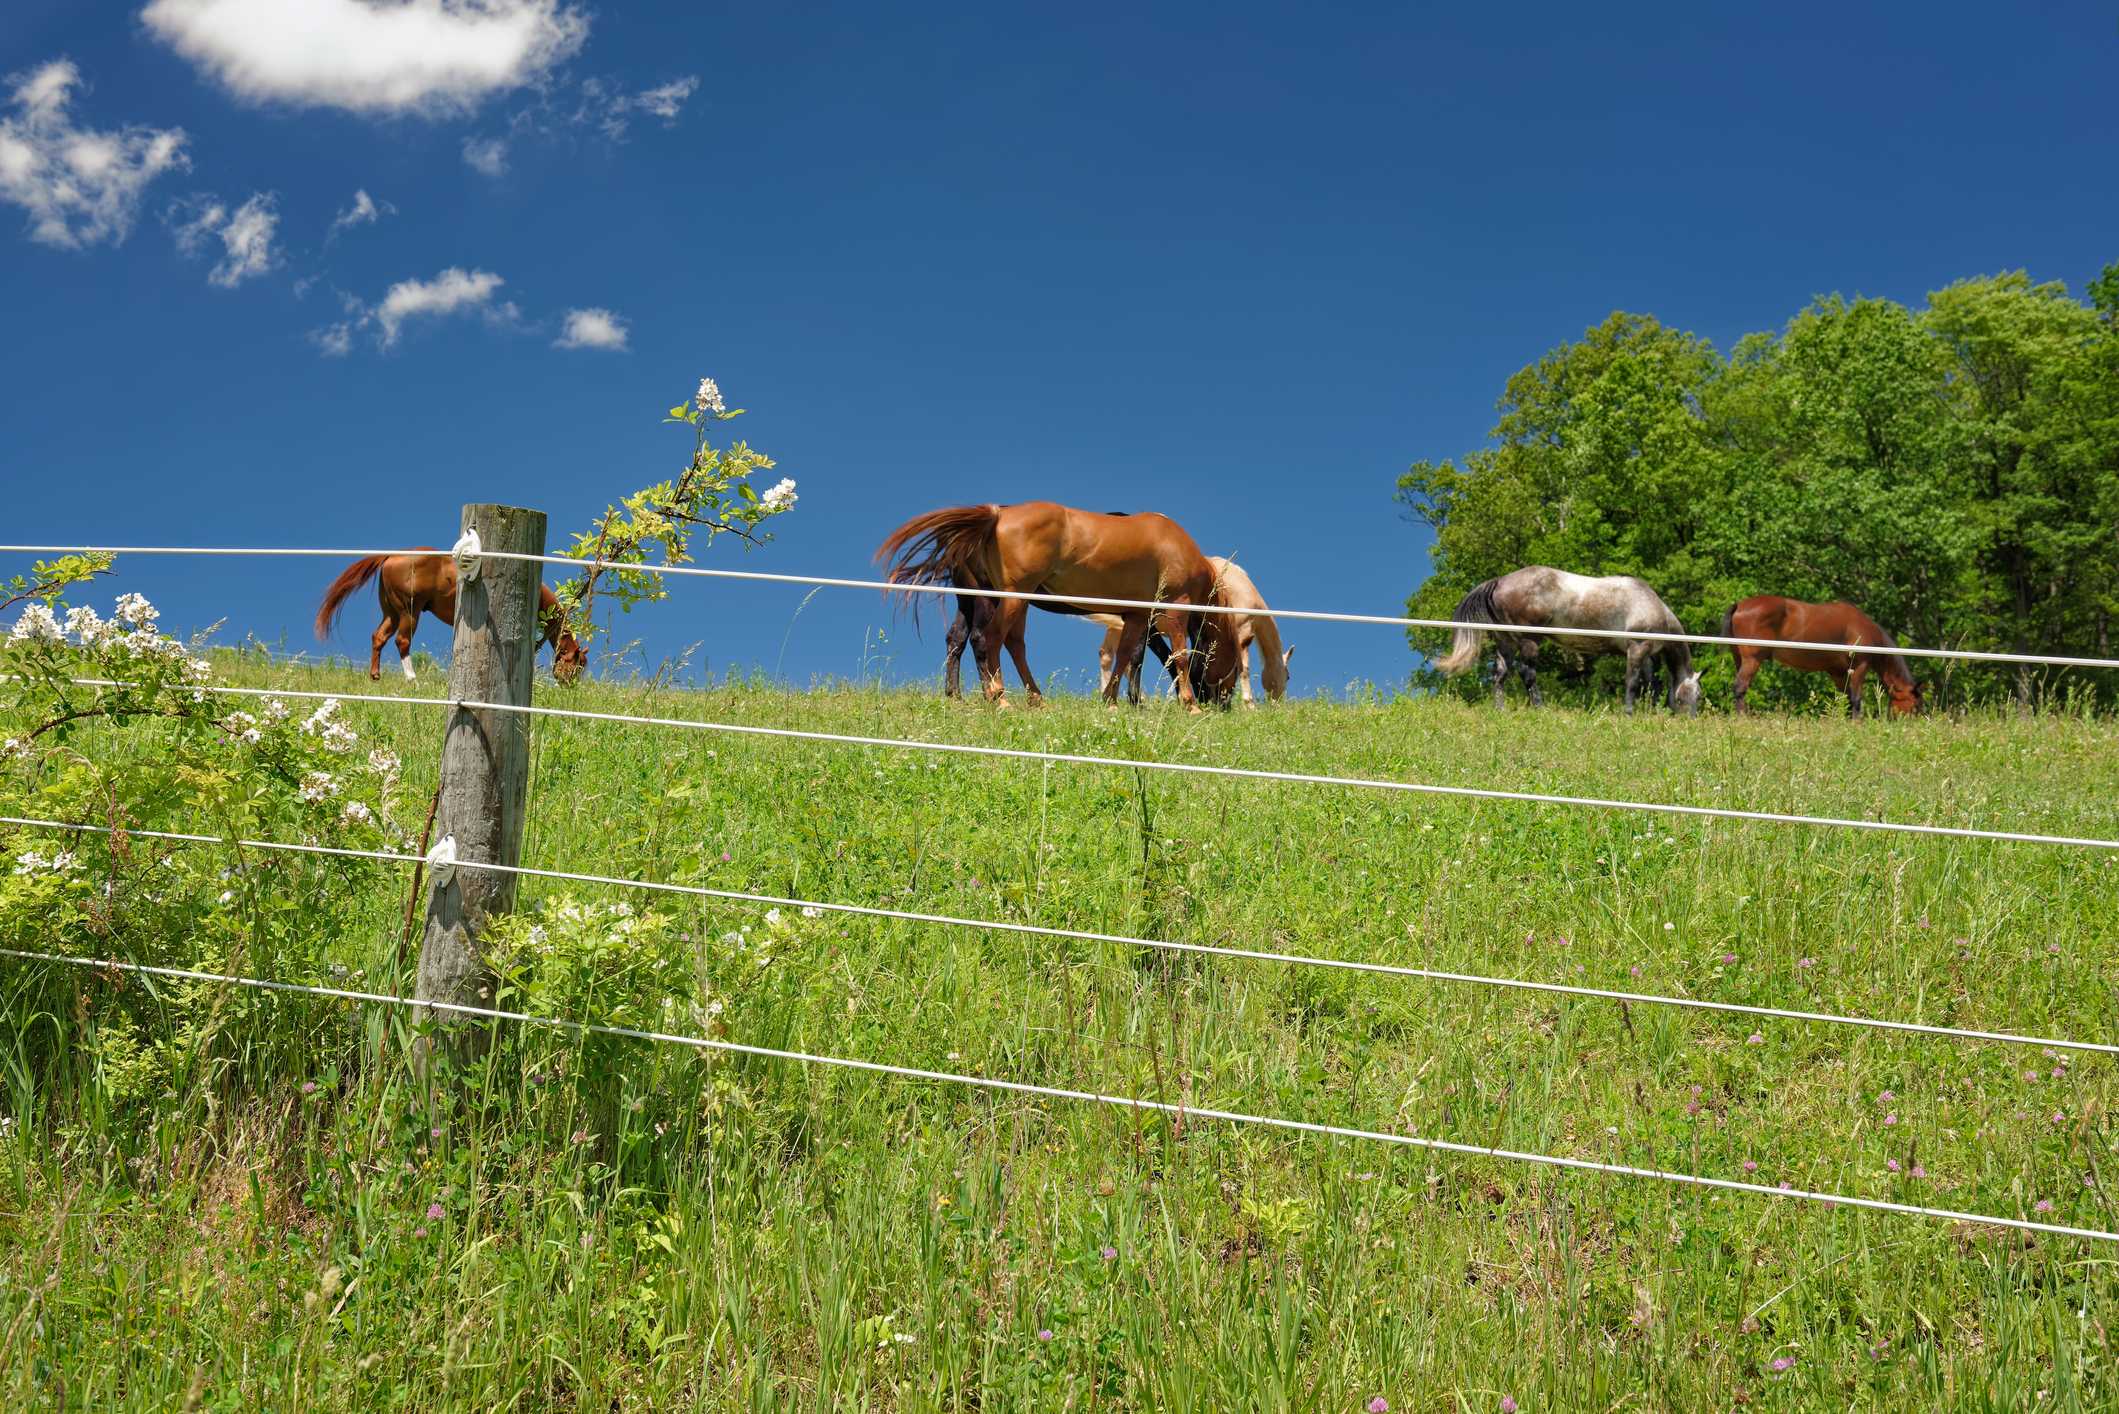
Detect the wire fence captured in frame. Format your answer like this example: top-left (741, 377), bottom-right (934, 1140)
top-left (3, 538), bottom-right (2116, 1248)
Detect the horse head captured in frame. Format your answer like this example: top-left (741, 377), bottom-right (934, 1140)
top-left (1888, 677), bottom-right (1925, 716)
top-left (553, 631), bottom-right (588, 685)
top-left (1264, 643), bottom-right (1292, 701)
top-left (1193, 608), bottom-right (1243, 706)
top-left (1671, 670), bottom-right (1703, 716)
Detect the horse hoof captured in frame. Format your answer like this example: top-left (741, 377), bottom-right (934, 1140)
top-left (1025, 693), bottom-right (1044, 709)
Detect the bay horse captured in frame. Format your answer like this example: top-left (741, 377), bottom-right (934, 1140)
top-left (1435, 566), bottom-right (1701, 713)
top-left (880, 502), bottom-right (1239, 710)
top-left (315, 551), bottom-right (587, 683)
top-left (1723, 595), bottom-right (1922, 717)
top-left (1093, 557), bottom-right (1291, 705)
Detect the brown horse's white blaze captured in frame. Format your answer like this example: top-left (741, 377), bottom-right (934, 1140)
top-left (1092, 557), bottom-right (1289, 704)
top-left (315, 550), bottom-right (587, 684)
top-left (1435, 565), bottom-right (1701, 714)
top-left (877, 502), bottom-right (1240, 710)
top-left (1723, 595), bottom-right (1921, 717)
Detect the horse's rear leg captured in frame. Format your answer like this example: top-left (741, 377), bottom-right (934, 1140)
top-left (1490, 644), bottom-right (1513, 708)
top-left (1623, 642), bottom-right (1656, 714)
top-left (394, 616), bottom-right (418, 682)
top-left (1845, 661), bottom-right (1869, 719)
top-left (976, 601), bottom-right (1013, 706)
top-left (1158, 609), bottom-right (1203, 712)
top-left (1106, 615), bottom-right (1152, 707)
top-left (367, 618), bottom-right (391, 681)
top-left (1732, 653), bottom-right (1760, 715)
top-left (944, 604), bottom-right (972, 698)
top-left (1002, 604), bottom-right (1043, 707)
top-left (1516, 639), bottom-right (1542, 707)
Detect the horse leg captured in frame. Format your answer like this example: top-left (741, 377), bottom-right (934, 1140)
top-left (1159, 609), bottom-right (1203, 712)
top-left (1097, 625), bottom-right (1119, 698)
top-left (1732, 652), bottom-right (1759, 716)
top-left (1491, 642), bottom-right (1513, 708)
top-left (975, 601), bottom-right (1011, 706)
top-left (1624, 642), bottom-right (1655, 714)
top-left (944, 603), bottom-right (971, 698)
top-left (367, 616), bottom-right (391, 681)
top-left (1003, 606), bottom-right (1043, 707)
top-left (394, 615), bottom-right (418, 681)
top-left (1106, 615), bottom-right (1151, 707)
top-left (1516, 639), bottom-right (1542, 707)
top-left (1237, 636), bottom-right (1255, 707)
top-left (1126, 630), bottom-right (1147, 705)
top-left (1845, 659), bottom-right (1869, 719)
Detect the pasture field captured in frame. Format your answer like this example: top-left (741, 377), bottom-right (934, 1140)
top-left (4, 657), bottom-right (2119, 1411)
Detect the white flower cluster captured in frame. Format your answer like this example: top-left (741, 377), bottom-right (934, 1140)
top-left (301, 699), bottom-right (358, 753)
top-left (114, 593), bottom-right (157, 629)
top-left (299, 771), bottom-right (339, 803)
top-left (63, 605), bottom-right (118, 647)
top-left (8, 603), bottom-right (61, 643)
top-left (760, 477), bottom-right (798, 512)
top-left (12, 848), bottom-right (76, 877)
top-left (1, 737), bottom-right (26, 761)
top-left (262, 698), bottom-right (291, 724)
top-left (340, 800), bottom-right (373, 826)
top-left (695, 377), bottom-right (725, 416)
top-left (221, 711), bottom-right (262, 745)
top-left (366, 747), bottom-right (400, 778)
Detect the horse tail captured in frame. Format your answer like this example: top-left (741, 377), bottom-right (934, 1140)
top-left (1433, 578), bottom-right (1499, 675)
top-left (315, 555), bottom-right (388, 639)
top-left (874, 505), bottom-right (1004, 623)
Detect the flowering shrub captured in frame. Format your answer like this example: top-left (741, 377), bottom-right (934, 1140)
top-left (1, 574), bottom-right (404, 1116)
top-left (554, 377), bottom-right (799, 652)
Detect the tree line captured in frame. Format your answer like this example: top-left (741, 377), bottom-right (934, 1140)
top-left (1399, 267), bottom-right (2119, 709)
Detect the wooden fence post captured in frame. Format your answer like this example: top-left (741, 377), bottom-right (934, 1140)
top-left (415, 503), bottom-right (545, 1057)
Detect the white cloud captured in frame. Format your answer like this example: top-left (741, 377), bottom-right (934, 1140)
top-left (140, 0), bottom-right (590, 117)
top-left (374, 266), bottom-right (506, 346)
top-left (168, 191), bottom-right (280, 287)
top-left (309, 321), bottom-right (353, 356)
top-left (554, 307), bottom-right (627, 351)
top-left (573, 74), bottom-right (699, 138)
top-left (0, 59), bottom-right (188, 248)
top-left (326, 187), bottom-right (393, 239)
top-left (461, 135), bottom-right (508, 177)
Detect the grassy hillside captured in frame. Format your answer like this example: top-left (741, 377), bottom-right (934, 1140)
top-left (5, 658), bottom-right (2118, 1410)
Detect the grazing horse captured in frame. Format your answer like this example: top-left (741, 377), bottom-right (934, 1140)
top-left (316, 551), bottom-right (587, 683)
top-left (880, 502), bottom-right (1239, 710)
top-left (1435, 566), bottom-right (1701, 713)
top-left (1723, 595), bottom-right (1922, 717)
top-left (1093, 557), bottom-right (1291, 705)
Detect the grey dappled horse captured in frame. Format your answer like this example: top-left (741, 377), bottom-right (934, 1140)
top-left (1434, 566), bottom-right (1702, 714)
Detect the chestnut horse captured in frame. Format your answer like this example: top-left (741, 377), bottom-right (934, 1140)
top-left (1093, 557), bottom-right (1290, 705)
top-left (315, 551), bottom-right (586, 683)
top-left (1723, 595), bottom-right (1921, 717)
top-left (879, 502), bottom-right (1239, 709)
top-left (1436, 566), bottom-right (1701, 713)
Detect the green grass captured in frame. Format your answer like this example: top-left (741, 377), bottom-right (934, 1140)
top-left (5, 656), bottom-right (2119, 1410)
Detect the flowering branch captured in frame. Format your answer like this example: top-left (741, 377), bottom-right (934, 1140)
top-left (554, 377), bottom-right (798, 656)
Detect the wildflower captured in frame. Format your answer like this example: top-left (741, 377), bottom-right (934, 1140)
top-left (341, 801), bottom-right (373, 825)
top-left (1662, 921), bottom-right (1674, 932)
top-left (1882, 1113), bottom-right (1898, 1127)
top-left (2047, 943), bottom-right (2061, 955)
top-left (571, 1129), bottom-right (590, 1145)
top-left (2035, 1199), bottom-right (2054, 1213)
top-left (0, 737), bottom-right (25, 760)
top-left (706, 999), bottom-right (724, 1017)
top-left (892, 1333), bottom-right (915, 1346)
top-left (1770, 1356), bottom-right (1795, 1372)
top-left (414, 1227), bottom-right (428, 1239)
top-left (63, 604), bottom-right (114, 645)
top-left (1886, 1159), bottom-right (1900, 1172)
top-left (113, 592), bottom-right (157, 628)
top-left (764, 907), bottom-right (784, 927)
top-left (262, 697), bottom-right (291, 724)
top-left (1720, 952), bottom-right (1737, 965)
top-left (1501, 1400), bottom-right (1518, 1414)
top-left (299, 771), bottom-right (339, 802)
top-left (1369, 1400), bottom-right (1390, 1414)
top-left (1796, 957), bottom-right (1815, 970)
top-left (2052, 1110), bottom-right (2066, 1125)
top-left (1747, 1033), bottom-right (1764, 1045)
top-left (221, 711), bottom-right (261, 744)
top-left (760, 477), bottom-right (798, 512)
top-left (321, 721), bottom-right (358, 752)
top-left (1742, 1160), bottom-right (1758, 1173)
top-left (301, 1081), bottom-right (318, 1095)
top-left (367, 747), bottom-right (401, 776)
top-left (12, 849), bottom-right (75, 876)
top-left (1037, 1328), bottom-right (1054, 1342)
top-left (801, 905), bottom-right (823, 919)
top-left (1778, 1181), bottom-right (1793, 1191)
top-left (8, 602), bottom-right (62, 643)
top-left (1629, 965), bottom-right (1642, 978)
top-left (1910, 1164), bottom-right (1926, 1179)
top-left (695, 377), bottom-right (725, 415)
top-left (1100, 1245), bottom-right (1118, 1261)
top-left (1878, 1090), bottom-right (1894, 1103)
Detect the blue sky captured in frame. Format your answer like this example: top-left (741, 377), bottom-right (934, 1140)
top-left (4, 2), bottom-right (2114, 697)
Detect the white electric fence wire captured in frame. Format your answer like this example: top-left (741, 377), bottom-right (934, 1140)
top-left (0, 944), bottom-right (2110, 1246)
top-left (59, 677), bottom-right (2119, 853)
top-left (4, 812), bottom-right (2114, 1058)
top-left (6, 543), bottom-right (2119, 670)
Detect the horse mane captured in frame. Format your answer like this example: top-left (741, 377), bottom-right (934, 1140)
top-left (315, 555), bottom-right (389, 639)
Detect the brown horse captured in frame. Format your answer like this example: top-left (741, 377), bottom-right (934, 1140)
top-left (1724, 595), bottom-right (1921, 717)
top-left (878, 502), bottom-right (1239, 710)
top-left (316, 551), bottom-right (586, 684)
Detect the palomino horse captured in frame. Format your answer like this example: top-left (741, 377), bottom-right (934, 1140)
top-left (1723, 595), bottom-right (1922, 717)
top-left (1435, 566), bottom-right (1701, 713)
top-left (1093, 557), bottom-right (1290, 705)
top-left (316, 551), bottom-right (587, 683)
top-left (879, 502), bottom-right (1239, 709)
